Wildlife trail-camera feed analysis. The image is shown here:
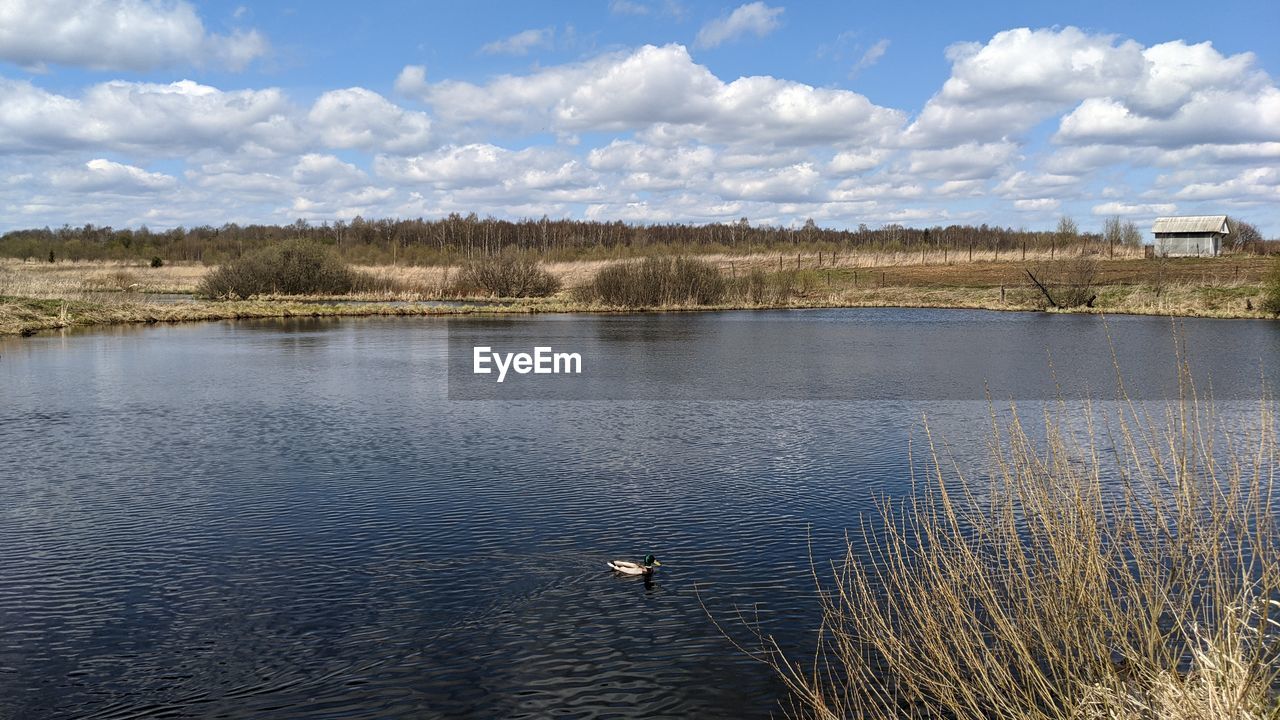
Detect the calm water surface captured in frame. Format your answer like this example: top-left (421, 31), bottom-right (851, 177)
top-left (1, 309), bottom-right (1276, 719)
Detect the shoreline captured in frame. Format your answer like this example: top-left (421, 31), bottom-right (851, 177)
top-left (3, 255), bottom-right (1275, 336)
top-left (3, 288), bottom-right (1275, 338)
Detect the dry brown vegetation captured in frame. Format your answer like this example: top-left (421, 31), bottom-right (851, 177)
top-left (723, 373), bottom-right (1279, 719)
top-left (2, 250), bottom-right (1277, 336)
top-left (457, 250), bottom-right (561, 298)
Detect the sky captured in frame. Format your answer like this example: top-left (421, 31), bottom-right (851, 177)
top-left (0, 0), bottom-right (1277, 235)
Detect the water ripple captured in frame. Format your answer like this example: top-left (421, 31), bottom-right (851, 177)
top-left (2, 312), bottom-right (1275, 718)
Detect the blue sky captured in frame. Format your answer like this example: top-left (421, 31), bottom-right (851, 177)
top-left (1, 0), bottom-right (1277, 235)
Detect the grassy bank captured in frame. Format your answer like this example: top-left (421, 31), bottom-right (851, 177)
top-left (2, 252), bottom-right (1276, 336)
top-left (0, 295), bottom-right (553, 337)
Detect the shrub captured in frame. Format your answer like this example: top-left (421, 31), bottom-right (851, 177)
top-left (577, 256), bottom-right (726, 307)
top-left (197, 239), bottom-right (361, 298)
top-left (1261, 258), bottom-right (1280, 315)
top-left (736, 378), bottom-right (1280, 720)
top-left (150, 256), bottom-right (164, 268)
top-left (1030, 256), bottom-right (1099, 308)
top-left (458, 250), bottom-right (561, 298)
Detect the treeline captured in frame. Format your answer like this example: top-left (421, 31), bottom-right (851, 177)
top-left (1, 214), bottom-right (1273, 265)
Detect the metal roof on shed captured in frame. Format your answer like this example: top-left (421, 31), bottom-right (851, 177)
top-left (1152, 215), bottom-right (1229, 234)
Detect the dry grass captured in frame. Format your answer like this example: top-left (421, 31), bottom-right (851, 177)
top-left (2, 253), bottom-right (1276, 335)
top-left (724, 368), bottom-right (1280, 719)
top-left (0, 258), bottom-right (205, 297)
top-left (0, 295), bottom-right (554, 336)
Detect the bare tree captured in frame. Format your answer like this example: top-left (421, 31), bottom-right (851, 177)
top-left (1056, 216), bottom-right (1079, 240)
top-left (1121, 220), bottom-right (1142, 246)
top-left (1103, 216), bottom-right (1122, 256)
top-left (1227, 218), bottom-right (1264, 253)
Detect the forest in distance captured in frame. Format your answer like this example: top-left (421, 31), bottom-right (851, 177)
top-left (2, 213), bottom-right (1274, 266)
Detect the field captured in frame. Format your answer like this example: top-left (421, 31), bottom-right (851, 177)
top-left (1, 251), bottom-right (1276, 336)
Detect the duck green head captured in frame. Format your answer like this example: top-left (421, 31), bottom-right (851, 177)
top-left (644, 554), bottom-right (661, 567)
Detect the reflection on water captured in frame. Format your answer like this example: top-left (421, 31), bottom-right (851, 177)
top-left (0, 309), bottom-right (1276, 718)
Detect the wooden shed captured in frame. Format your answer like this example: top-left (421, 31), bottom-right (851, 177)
top-left (1151, 215), bottom-right (1229, 257)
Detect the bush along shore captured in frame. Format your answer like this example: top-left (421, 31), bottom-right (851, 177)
top-left (2, 243), bottom-right (1278, 336)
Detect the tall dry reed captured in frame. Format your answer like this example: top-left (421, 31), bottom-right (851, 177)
top-left (734, 369), bottom-right (1279, 719)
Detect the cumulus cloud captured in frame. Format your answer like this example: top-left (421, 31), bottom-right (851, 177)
top-left (51, 158), bottom-right (176, 193)
top-left (0, 0), bottom-right (268, 71)
top-left (1014, 198), bottom-right (1061, 211)
top-left (695, 2), bottom-right (784, 49)
top-left (308, 88), bottom-right (431, 153)
top-left (906, 141), bottom-right (1019, 180)
top-left (586, 140), bottom-right (715, 190)
top-left (394, 65), bottom-right (430, 96)
top-left (1055, 86), bottom-right (1280, 147)
top-left (0, 77), bottom-right (435, 157)
top-left (374, 144), bottom-right (595, 199)
top-left (715, 163), bottom-right (822, 202)
top-left (0, 77), bottom-right (295, 153)
top-left (829, 148), bottom-right (890, 174)
top-left (409, 44), bottom-right (904, 146)
top-left (290, 154), bottom-right (367, 188)
top-left (3, 23), bottom-right (1279, 234)
top-left (480, 27), bottom-right (554, 56)
top-left (906, 27), bottom-right (1279, 153)
top-left (995, 170), bottom-right (1082, 198)
top-left (1091, 201), bottom-right (1177, 216)
top-left (1172, 167), bottom-right (1280, 202)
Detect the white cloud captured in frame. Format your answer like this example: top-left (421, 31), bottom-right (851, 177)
top-left (830, 178), bottom-right (926, 202)
top-left (715, 163), bottom-right (822, 202)
top-left (902, 28), bottom-right (1275, 150)
top-left (1014, 198), bottom-right (1061, 211)
top-left (828, 148), bottom-right (890, 174)
top-left (2, 24), bottom-right (1278, 235)
top-left (695, 2), bottom-right (784, 49)
top-left (850, 39), bottom-right (890, 77)
top-left (995, 170), bottom-right (1082, 198)
top-left (1091, 202), bottom-right (1177, 216)
top-left (0, 77), bottom-right (296, 153)
top-left (1055, 86), bottom-right (1280, 147)
top-left (394, 65), bottom-right (430, 96)
top-left (409, 44), bottom-right (904, 147)
top-left (906, 142), bottom-right (1018, 180)
top-left (0, 78), bottom-right (435, 157)
top-left (308, 88), bottom-right (431, 153)
top-left (374, 144), bottom-right (595, 199)
top-left (1172, 167), bottom-right (1280, 202)
top-left (0, 0), bottom-right (268, 71)
top-left (290, 154), bottom-right (367, 188)
top-left (480, 28), bottom-right (554, 56)
top-left (934, 179), bottom-right (984, 196)
top-left (51, 158), bottom-right (176, 193)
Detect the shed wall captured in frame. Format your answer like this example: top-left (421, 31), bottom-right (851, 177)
top-left (1154, 233), bottom-right (1220, 257)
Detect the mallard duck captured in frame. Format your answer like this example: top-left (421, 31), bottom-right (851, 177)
top-left (608, 554), bottom-right (661, 575)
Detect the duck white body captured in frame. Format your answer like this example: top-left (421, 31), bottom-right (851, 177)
top-left (608, 555), bottom-right (661, 575)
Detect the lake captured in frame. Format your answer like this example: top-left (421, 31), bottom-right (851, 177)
top-left (1, 309), bottom-right (1276, 719)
